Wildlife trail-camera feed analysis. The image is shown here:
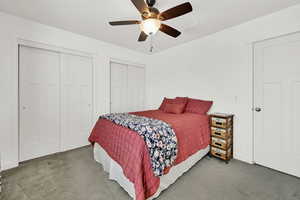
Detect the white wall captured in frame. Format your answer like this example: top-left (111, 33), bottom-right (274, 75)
top-left (146, 5), bottom-right (300, 163)
top-left (2, 4), bottom-right (300, 170)
top-left (0, 12), bottom-right (147, 170)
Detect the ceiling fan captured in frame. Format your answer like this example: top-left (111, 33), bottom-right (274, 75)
top-left (109, 0), bottom-right (193, 42)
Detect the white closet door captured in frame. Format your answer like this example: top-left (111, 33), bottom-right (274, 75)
top-left (254, 32), bottom-right (300, 177)
top-left (61, 54), bottom-right (93, 151)
top-left (127, 65), bottom-right (145, 112)
top-left (110, 62), bottom-right (128, 113)
top-left (19, 46), bottom-right (61, 161)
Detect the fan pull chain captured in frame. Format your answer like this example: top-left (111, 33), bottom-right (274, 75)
top-left (150, 35), bottom-right (154, 53)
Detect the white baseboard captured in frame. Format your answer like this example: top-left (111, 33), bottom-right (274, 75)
top-left (234, 154), bottom-right (254, 164)
top-left (2, 161), bottom-right (18, 171)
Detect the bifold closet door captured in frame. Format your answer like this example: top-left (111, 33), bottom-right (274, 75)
top-left (110, 62), bottom-right (128, 113)
top-left (61, 54), bottom-right (93, 151)
top-left (19, 46), bottom-right (61, 162)
top-left (110, 62), bottom-right (145, 113)
top-left (127, 66), bottom-right (145, 112)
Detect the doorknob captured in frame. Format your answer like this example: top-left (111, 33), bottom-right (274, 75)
top-left (255, 107), bottom-right (262, 112)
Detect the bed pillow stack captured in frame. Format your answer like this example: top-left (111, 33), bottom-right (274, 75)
top-left (159, 97), bottom-right (213, 114)
top-left (159, 97), bottom-right (187, 114)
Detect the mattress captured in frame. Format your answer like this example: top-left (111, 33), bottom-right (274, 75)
top-left (93, 143), bottom-right (210, 200)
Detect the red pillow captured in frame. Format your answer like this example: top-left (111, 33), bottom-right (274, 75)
top-left (159, 97), bottom-right (187, 111)
top-left (176, 97), bottom-right (188, 109)
top-left (185, 98), bottom-right (213, 114)
top-left (159, 98), bottom-right (175, 111)
top-left (175, 97), bottom-right (188, 103)
top-left (164, 103), bottom-right (186, 114)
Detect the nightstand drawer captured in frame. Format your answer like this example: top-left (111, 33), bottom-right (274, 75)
top-left (211, 127), bottom-right (232, 139)
top-left (211, 137), bottom-right (232, 150)
top-left (211, 117), bottom-right (232, 128)
top-left (211, 147), bottom-right (232, 160)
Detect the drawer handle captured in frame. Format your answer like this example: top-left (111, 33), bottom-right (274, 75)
top-left (215, 132), bottom-right (221, 136)
top-left (215, 153), bottom-right (221, 157)
top-left (215, 142), bottom-right (222, 146)
top-left (216, 122), bottom-right (222, 125)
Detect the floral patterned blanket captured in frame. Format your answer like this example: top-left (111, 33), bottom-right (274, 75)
top-left (99, 113), bottom-right (178, 176)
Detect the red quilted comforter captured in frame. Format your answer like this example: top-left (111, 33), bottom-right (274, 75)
top-left (88, 110), bottom-right (210, 200)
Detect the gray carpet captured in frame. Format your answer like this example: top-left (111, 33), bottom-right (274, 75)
top-left (1, 146), bottom-right (300, 200)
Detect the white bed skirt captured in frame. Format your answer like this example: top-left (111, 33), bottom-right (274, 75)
top-left (93, 143), bottom-right (210, 200)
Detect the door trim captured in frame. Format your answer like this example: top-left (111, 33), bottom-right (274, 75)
top-left (110, 57), bottom-right (146, 69)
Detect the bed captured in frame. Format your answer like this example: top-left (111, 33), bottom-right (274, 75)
top-left (89, 107), bottom-right (211, 200)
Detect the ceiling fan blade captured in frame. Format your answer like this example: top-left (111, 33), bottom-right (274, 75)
top-left (130, 0), bottom-right (149, 15)
top-left (138, 31), bottom-right (148, 42)
top-left (159, 2), bottom-right (192, 21)
top-left (159, 24), bottom-right (181, 38)
top-left (109, 20), bottom-right (141, 26)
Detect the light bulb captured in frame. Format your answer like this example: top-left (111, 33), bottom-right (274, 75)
top-left (140, 18), bottom-right (161, 36)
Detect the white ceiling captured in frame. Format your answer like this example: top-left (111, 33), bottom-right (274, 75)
top-left (0, 0), bottom-right (299, 54)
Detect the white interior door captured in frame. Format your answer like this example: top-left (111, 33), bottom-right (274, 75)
top-left (127, 65), bottom-right (145, 112)
top-left (19, 46), bottom-right (61, 161)
top-left (61, 54), bottom-right (93, 151)
top-left (254, 32), bottom-right (300, 177)
top-left (110, 62), bottom-right (128, 113)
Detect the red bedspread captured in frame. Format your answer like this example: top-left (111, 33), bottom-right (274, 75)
top-left (88, 110), bottom-right (210, 200)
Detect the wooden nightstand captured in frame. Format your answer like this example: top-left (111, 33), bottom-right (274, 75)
top-left (209, 113), bottom-right (234, 163)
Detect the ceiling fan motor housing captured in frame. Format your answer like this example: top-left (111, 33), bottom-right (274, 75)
top-left (142, 7), bottom-right (159, 19)
top-left (146, 0), bottom-right (156, 7)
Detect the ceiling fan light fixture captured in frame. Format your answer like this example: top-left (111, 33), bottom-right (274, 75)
top-left (140, 18), bottom-right (161, 35)
top-left (109, 0), bottom-right (193, 41)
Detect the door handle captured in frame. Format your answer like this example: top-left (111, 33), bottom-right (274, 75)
top-left (255, 107), bottom-right (262, 112)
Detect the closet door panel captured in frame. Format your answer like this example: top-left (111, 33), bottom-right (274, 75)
top-left (19, 46), bottom-right (61, 161)
top-left (127, 66), bottom-right (145, 112)
top-left (110, 62), bottom-right (128, 113)
top-left (61, 54), bottom-right (93, 151)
